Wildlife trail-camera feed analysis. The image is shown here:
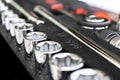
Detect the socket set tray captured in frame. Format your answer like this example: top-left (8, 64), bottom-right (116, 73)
top-left (0, 0), bottom-right (120, 80)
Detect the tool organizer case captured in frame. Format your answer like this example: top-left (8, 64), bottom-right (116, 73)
top-left (1, 0), bottom-right (120, 80)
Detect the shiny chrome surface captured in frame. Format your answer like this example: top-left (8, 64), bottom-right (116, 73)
top-left (49, 52), bottom-right (84, 80)
top-left (50, 52), bottom-right (84, 71)
top-left (9, 16), bottom-right (21, 37)
top-left (0, 4), bottom-right (8, 12)
top-left (1, 10), bottom-right (13, 26)
top-left (69, 68), bottom-right (111, 80)
top-left (5, 14), bottom-right (19, 33)
top-left (35, 41), bottom-right (62, 55)
top-left (15, 22), bottom-right (33, 44)
top-left (24, 31), bottom-right (47, 54)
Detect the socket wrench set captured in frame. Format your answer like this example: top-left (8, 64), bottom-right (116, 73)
top-left (0, 0), bottom-right (120, 80)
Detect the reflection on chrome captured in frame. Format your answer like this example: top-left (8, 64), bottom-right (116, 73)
top-left (50, 52), bottom-right (84, 71)
top-left (34, 41), bottom-right (62, 70)
top-left (24, 31), bottom-right (47, 54)
top-left (1, 10), bottom-right (13, 26)
top-left (49, 52), bottom-right (84, 80)
top-left (15, 23), bottom-right (33, 44)
top-left (69, 68), bottom-right (111, 80)
top-left (35, 41), bottom-right (62, 54)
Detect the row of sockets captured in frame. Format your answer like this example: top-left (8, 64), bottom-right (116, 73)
top-left (0, 0), bottom-right (112, 80)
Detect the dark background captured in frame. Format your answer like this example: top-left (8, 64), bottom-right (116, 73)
top-left (1, 34), bottom-right (33, 80)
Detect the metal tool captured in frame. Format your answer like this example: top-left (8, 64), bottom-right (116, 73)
top-left (5, 0), bottom-right (44, 25)
top-left (49, 52), bottom-right (84, 80)
top-left (24, 31), bottom-right (47, 59)
top-left (15, 22), bottom-right (34, 45)
top-left (1, 9), bottom-right (13, 26)
top-left (34, 40), bottom-right (62, 58)
top-left (50, 62), bottom-right (62, 80)
top-left (5, 13), bottom-right (19, 32)
top-left (34, 40), bottom-right (62, 71)
top-left (50, 52), bottom-right (84, 71)
top-left (0, 4), bottom-right (8, 13)
top-left (69, 68), bottom-right (111, 80)
top-left (34, 5), bottom-right (120, 69)
top-left (9, 17), bottom-right (25, 38)
top-left (9, 15), bottom-right (20, 37)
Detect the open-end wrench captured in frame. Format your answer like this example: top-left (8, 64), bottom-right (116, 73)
top-left (5, 0), bottom-right (45, 25)
top-left (34, 5), bottom-right (120, 69)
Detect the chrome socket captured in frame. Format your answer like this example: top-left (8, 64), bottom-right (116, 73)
top-left (35, 41), bottom-right (62, 58)
top-left (50, 64), bottom-right (62, 80)
top-left (49, 52), bottom-right (84, 80)
top-left (4, 13), bottom-right (19, 32)
top-left (34, 41), bottom-right (62, 70)
top-left (23, 31), bottom-right (47, 58)
top-left (10, 18), bottom-right (25, 37)
top-left (15, 23), bottom-right (33, 45)
top-left (69, 68), bottom-right (111, 80)
top-left (50, 52), bottom-right (84, 71)
top-left (0, 4), bottom-right (8, 13)
top-left (1, 10), bottom-right (13, 26)
top-left (82, 15), bottom-right (109, 30)
top-left (9, 17), bottom-right (22, 37)
top-left (85, 15), bottom-right (105, 23)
